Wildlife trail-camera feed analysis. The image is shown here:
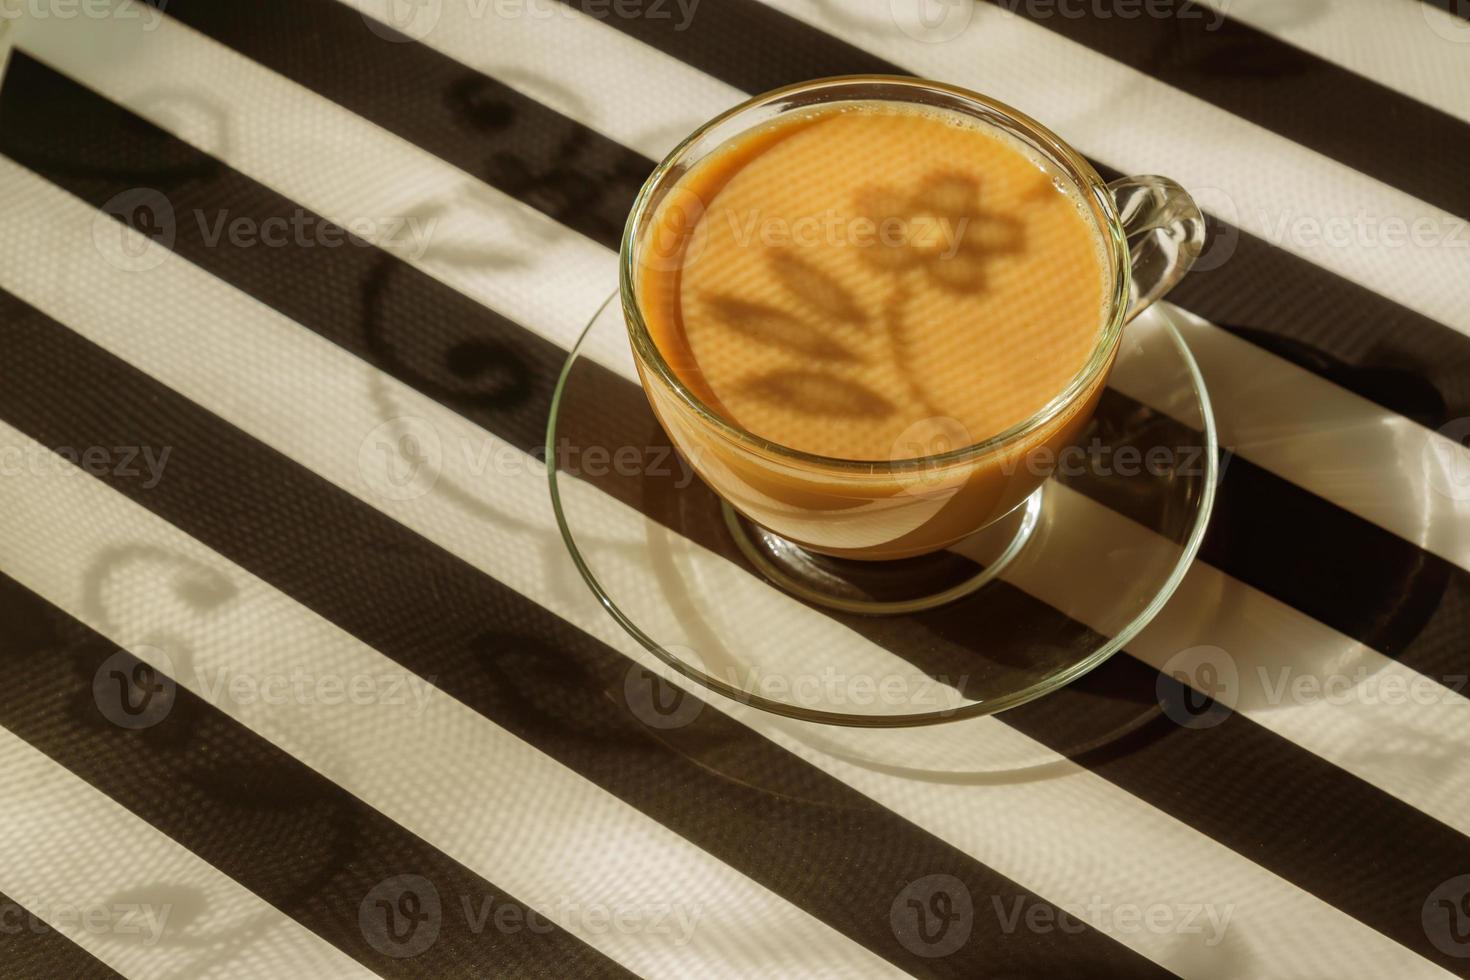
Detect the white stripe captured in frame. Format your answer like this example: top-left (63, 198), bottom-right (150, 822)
top-left (20, 4), bottom-right (1468, 573)
top-left (1195, 0), bottom-right (1470, 125)
top-left (0, 726), bottom-right (369, 979)
top-left (0, 141), bottom-right (1446, 980)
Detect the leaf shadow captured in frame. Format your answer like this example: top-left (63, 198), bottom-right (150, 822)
top-left (768, 251), bottom-right (868, 327)
top-left (737, 369), bottom-right (896, 419)
top-left (704, 294), bottom-right (864, 363)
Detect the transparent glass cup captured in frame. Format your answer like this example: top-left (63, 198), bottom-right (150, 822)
top-left (621, 76), bottom-right (1205, 570)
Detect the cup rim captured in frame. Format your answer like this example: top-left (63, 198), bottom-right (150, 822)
top-left (619, 74), bottom-right (1131, 472)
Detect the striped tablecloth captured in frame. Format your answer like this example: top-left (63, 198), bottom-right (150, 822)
top-left (1, 1), bottom-right (1468, 977)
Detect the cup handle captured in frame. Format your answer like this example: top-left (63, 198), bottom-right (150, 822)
top-left (1107, 175), bottom-right (1207, 324)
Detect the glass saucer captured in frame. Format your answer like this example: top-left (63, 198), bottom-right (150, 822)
top-left (547, 294), bottom-right (1216, 726)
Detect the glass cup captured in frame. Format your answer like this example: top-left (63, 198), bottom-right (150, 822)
top-left (620, 75), bottom-right (1205, 567)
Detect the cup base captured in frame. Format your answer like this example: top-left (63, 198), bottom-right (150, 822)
top-left (546, 291), bottom-right (1217, 726)
top-left (720, 490), bottom-right (1041, 616)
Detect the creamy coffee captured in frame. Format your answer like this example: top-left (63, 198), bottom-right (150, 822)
top-left (630, 99), bottom-right (1117, 559)
top-left (638, 102), bottom-right (1110, 462)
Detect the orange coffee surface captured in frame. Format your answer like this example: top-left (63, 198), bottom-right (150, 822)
top-left (638, 103), bottom-right (1110, 461)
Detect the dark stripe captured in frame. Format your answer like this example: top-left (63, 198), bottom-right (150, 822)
top-left (0, 586), bottom-right (625, 977)
top-left (0, 892), bottom-right (123, 980)
top-left (0, 301), bottom-right (1164, 978)
top-left (7, 54), bottom-right (1470, 974)
top-left (981, 0), bottom-right (1470, 220)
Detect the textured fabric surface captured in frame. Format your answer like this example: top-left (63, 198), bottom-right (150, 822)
top-left (0, 0), bottom-right (1468, 977)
